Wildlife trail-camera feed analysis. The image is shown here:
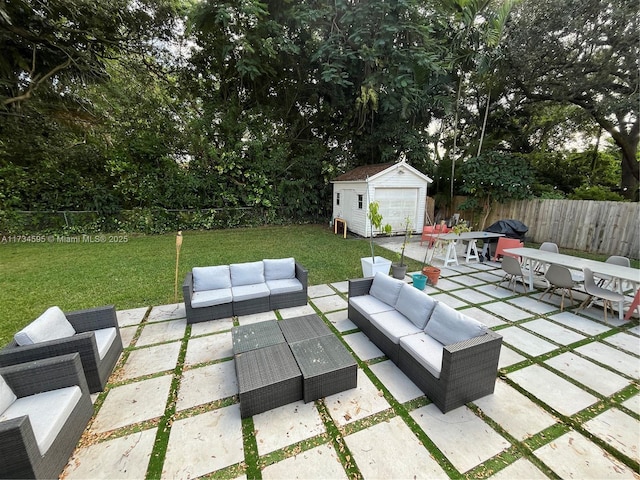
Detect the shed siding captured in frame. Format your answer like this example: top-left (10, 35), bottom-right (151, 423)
top-left (332, 162), bottom-right (431, 237)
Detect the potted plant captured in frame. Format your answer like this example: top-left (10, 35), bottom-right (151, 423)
top-left (361, 201), bottom-right (393, 277)
top-left (391, 217), bottom-right (412, 279)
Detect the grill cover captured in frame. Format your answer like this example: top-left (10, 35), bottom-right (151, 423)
top-left (484, 219), bottom-right (528, 240)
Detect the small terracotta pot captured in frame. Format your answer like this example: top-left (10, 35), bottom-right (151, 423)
top-left (421, 266), bottom-right (441, 285)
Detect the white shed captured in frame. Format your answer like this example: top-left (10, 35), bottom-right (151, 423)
top-left (331, 160), bottom-right (433, 237)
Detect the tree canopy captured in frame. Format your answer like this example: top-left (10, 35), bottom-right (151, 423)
top-left (0, 0), bottom-right (636, 234)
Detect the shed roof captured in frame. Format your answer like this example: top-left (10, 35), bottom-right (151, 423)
top-left (332, 163), bottom-right (394, 182)
top-left (332, 160), bottom-right (432, 183)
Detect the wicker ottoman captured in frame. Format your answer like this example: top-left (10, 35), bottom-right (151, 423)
top-left (235, 343), bottom-right (303, 418)
top-left (231, 320), bottom-right (286, 355)
top-left (289, 335), bottom-right (357, 403)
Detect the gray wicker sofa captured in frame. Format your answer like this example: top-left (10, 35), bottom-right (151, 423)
top-left (0, 305), bottom-right (123, 394)
top-left (0, 353), bottom-right (93, 479)
top-left (348, 273), bottom-right (502, 413)
top-left (183, 258), bottom-right (308, 324)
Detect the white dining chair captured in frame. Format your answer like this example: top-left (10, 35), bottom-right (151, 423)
top-left (534, 242), bottom-right (559, 274)
top-left (541, 264), bottom-right (577, 311)
top-left (498, 256), bottom-right (527, 293)
top-left (580, 267), bottom-right (625, 324)
top-left (597, 255), bottom-right (630, 291)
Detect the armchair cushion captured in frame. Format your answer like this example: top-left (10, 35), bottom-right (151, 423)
top-left (230, 261), bottom-right (265, 286)
top-left (14, 306), bottom-right (76, 346)
top-left (232, 283), bottom-right (270, 302)
top-left (370, 311), bottom-right (422, 344)
top-left (0, 375), bottom-right (16, 414)
top-left (399, 333), bottom-right (444, 378)
top-left (424, 302), bottom-right (487, 346)
top-left (94, 328), bottom-right (117, 360)
top-left (264, 258), bottom-right (295, 280)
top-left (191, 289), bottom-right (233, 308)
top-left (395, 284), bottom-right (438, 329)
top-left (192, 265), bottom-right (231, 292)
top-left (369, 272), bottom-right (404, 306)
top-left (266, 278), bottom-right (303, 295)
top-left (0, 385), bottom-right (82, 456)
top-left (350, 295), bottom-right (396, 316)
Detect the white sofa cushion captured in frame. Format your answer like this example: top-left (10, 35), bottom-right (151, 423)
top-left (395, 284), bottom-right (438, 330)
top-left (264, 258), bottom-right (296, 280)
top-left (369, 272), bottom-right (404, 306)
top-left (191, 288), bottom-right (233, 308)
top-left (400, 333), bottom-right (444, 378)
top-left (0, 376), bottom-right (16, 415)
top-left (232, 283), bottom-right (270, 302)
top-left (14, 306), bottom-right (76, 346)
top-left (370, 310), bottom-right (422, 344)
top-left (230, 261), bottom-right (265, 287)
top-left (192, 265), bottom-right (231, 292)
top-left (93, 328), bottom-right (117, 361)
top-left (350, 295), bottom-right (396, 317)
top-left (0, 385), bottom-right (82, 456)
top-left (266, 278), bottom-right (303, 295)
top-left (424, 302), bottom-right (487, 346)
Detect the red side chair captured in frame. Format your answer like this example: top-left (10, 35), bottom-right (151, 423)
top-left (493, 237), bottom-right (524, 262)
top-left (624, 289), bottom-right (640, 321)
top-left (420, 224), bottom-right (450, 246)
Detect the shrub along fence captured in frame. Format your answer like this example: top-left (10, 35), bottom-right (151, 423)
top-left (482, 199), bottom-right (639, 259)
top-left (0, 207), bottom-right (286, 236)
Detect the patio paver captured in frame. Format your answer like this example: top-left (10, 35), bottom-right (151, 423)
top-left (410, 404), bottom-right (511, 473)
top-left (61, 251), bottom-right (640, 479)
top-left (162, 405), bottom-right (244, 478)
top-left (534, 431), bottom-right (637, 479)
top-left (508, 364), bottom-right (597, 416)
top-left (345, 416), bottom-right (449, 479)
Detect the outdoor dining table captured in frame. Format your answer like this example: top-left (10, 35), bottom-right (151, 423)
top-left (436, 231), bottom-right (505, 267)
top-left (504, 247), bottom-right (640, 320)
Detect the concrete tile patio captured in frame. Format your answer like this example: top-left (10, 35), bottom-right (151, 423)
top-left (63, 240), bottom-right (639, 479)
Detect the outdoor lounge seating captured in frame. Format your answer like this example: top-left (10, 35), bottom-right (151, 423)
top-left (0, 305), bottom-right (123, 393)
top-left (348, 273), bottom-right (502, 413)
top-left (183, 258), bottom-right (308, 324)
top-left (0, 353), bottom-right (93, 479)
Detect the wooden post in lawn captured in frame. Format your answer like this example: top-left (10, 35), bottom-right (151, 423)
top-left (174, 231), bottom-right (183, 303)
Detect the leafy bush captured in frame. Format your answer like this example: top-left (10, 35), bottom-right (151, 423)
top-left (569, 185), bottom-right (626, 201)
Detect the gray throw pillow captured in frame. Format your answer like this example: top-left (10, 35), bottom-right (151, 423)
top-left (369, 272), bottom-right (404, 307)
top-left (424, 302), bottom-right (487, 346)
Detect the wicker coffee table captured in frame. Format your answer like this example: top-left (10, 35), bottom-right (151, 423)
top-left (234, 343), bottom-right (302, 418)
top-left (278, 314), bottom-right (333, 343)
top-left (232, 314), bottom-right (357, 417)
top-left (289, 334), bottom-right (357, 403)
top-left (231, 320), bottom-right (286, 355)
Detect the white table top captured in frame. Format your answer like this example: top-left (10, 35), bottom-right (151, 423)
top-left (439, 231), bottom-right (505, 241)
top-left (504, 247), bottom-right (640, 284)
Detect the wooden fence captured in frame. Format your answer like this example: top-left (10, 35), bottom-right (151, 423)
top-left (477, 199), bottom-right (639, 258)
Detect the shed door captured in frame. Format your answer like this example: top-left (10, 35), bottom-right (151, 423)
top-left (376, 188), bottom-right (418, 232)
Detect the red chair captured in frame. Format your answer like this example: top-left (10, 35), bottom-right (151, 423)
top-left (624, 289), bottom-right (640, 321)
top-left (420, 224), bottom-right (450, 246)
top-left (492, 237), bottom-right (524, 262)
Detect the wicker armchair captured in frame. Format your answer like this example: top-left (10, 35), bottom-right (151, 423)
top-left (0, 353), bottom-right (93, 479)
top-left (0, 305), bottom-right (123, 393)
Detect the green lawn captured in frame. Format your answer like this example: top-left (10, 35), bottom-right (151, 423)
top-left (2, 225), bottom-right (632, 346)
top-left (0, 225), bottom-right (423, 345)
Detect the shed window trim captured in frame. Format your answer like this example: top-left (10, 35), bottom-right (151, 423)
top-left (358, 194), bottom-right (363, 209)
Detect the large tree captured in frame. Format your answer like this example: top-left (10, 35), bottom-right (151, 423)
top-left (0, 0), bottom-right (180, 108)
top-left (504, 0), bottom-right (639, 199)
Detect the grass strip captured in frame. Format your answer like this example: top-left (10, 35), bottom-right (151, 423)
top-left (145, 327), bottom-right (189, 479)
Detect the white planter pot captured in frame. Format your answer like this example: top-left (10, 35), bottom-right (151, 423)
top-left (361, 256), bottom-right (392, 277)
